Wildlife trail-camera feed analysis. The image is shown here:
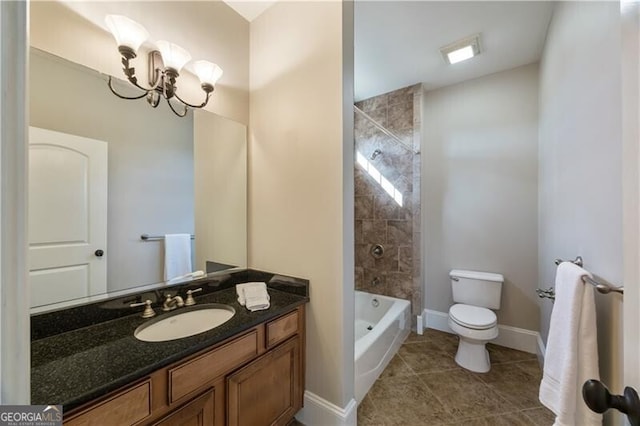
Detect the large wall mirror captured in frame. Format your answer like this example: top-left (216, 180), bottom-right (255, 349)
top-left (29, 47), bottom-right (247, 312)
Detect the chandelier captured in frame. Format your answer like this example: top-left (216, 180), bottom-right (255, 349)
top-left (105, 15), bottom-right (223, 117)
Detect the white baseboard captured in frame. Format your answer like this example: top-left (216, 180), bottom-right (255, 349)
top-left (536, 333), bottom-right (546, 366)
top-left (295, 391), bottom-right (357, 426)
top-left (422, 309), bottom-right (540, 354)
top-left (416, 314), bottom-right (424, 335)
top-left (424, 309), bottom-right (452, 333)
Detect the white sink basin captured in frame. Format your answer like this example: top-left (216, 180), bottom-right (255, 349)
top-left (134, 304), bottom-right (235, 342)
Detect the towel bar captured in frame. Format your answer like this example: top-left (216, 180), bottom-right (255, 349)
top-left (536, 256), bottom-right (624, 301)
top-left (141, 234), bottom-right (195, 241)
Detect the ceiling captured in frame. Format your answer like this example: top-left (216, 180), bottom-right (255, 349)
top-left (355, 1), bottom-right (554, 101)
top-left (222, 0), bottom-right (277, 22)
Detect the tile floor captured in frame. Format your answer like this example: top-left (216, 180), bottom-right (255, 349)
top-left (357, 329), bottom-right (555, 425)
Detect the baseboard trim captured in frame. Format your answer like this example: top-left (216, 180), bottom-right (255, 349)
top-left (422, 309), bottom-right (540, 354)
top-left (295, 391), bottom-right (357, 426)
top-left (536, 333), bottom-right (546, 366)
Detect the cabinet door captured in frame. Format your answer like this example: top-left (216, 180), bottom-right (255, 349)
top-left (227, 337), bottom-right (301, 426)
top-left (153, 389), bottom-right (215, 426)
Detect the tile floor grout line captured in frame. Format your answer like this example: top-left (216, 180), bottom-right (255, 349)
top-left (358, 332), bottom-right (553, 426)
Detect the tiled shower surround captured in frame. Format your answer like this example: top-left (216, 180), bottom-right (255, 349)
top-left (354, 84), bottom-right (422, 316)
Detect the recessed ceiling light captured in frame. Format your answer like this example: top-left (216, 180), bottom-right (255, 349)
top-left (440, 34), bottom-right (481, 65)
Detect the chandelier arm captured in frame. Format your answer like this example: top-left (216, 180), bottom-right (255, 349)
top-left (166, 98), bottom-right (188, 117)
top-left (173, 90), bottom-right (212, 109)
top-left (108, 76), bottom-right (149, 100)
top-left (148, 92), bottom-right (161, 108)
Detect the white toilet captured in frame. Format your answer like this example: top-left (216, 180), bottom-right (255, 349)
top-left (447, 269), bottom-right (503, 373)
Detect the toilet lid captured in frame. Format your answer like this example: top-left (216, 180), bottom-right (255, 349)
top-left (449, 304), bottom-right (497, 330)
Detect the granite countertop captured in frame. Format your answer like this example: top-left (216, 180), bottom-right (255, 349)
top-left (31, 287), bottom-right (308, 412)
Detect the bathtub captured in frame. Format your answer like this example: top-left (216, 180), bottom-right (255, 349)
top-left (354, 290), bottom-right (411, 402)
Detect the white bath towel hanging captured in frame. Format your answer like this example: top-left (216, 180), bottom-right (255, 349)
top-left (163, 234), bottom-right (192, 281)
top-left (539, 261), bottom-right (601, 426)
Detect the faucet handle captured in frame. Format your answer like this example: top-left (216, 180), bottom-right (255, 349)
top-left (184, 288), bottom-right (202, 306)
top-left (130, 300), bottom-right (155, 318)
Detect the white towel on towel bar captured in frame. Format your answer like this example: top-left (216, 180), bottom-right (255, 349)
top-left (163, 234), bottom-right (192, 281)
top-left (539, 261), bottom-right (601, 426)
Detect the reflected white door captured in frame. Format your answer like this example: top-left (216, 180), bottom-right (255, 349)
top-left (28, 127), bottom-right (107, 307)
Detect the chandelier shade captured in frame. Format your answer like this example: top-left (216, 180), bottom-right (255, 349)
top-left (104, 14), bottom-right (223, 117)
top-left (156, 40), bottom-right (192, 73)
top-left (193, 60), bottom-right (224, 89)
top-left (104, 15), bottom-right (149, 57)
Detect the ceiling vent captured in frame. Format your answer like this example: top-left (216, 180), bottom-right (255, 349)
top-left (440, 34), bottom-right (481, 65)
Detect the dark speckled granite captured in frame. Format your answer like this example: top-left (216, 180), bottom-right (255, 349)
top-left (32, 287), bottom-right (308, 411)
top-left (31, 269), bottom-right (309, 340)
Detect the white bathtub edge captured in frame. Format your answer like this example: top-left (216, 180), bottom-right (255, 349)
top-left (295, 391), bottom-right (357, 426)
top-left (422, 309), bottom-right (541, 354)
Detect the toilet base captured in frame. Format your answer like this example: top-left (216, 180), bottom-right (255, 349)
top-left (455, 337), bottom-right (491, 373)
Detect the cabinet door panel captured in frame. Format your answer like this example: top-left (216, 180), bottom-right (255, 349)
top-left (65, 380), bottom-right (151, 426)
top-left (227, 337), bottom-right (300, 426)
top-left (153, 389), bottom-right (214, 426)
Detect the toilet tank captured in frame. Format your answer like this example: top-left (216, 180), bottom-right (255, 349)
top-left (450, 269), bottom-right (503, 310)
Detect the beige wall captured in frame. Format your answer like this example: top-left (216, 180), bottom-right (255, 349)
top-left (194, 110), bottom-right (247, 270)
top-left (30, 1), bottom-right (250, 125)
top-left (422, 63), bottom-right (540, 331)
top-left (249, 0), bottom-right (354, 410)
top-left (538, 3), bottom-right (623, 424)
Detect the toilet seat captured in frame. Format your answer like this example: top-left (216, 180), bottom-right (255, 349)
top-left (449, 304), bottom-right (497, 330)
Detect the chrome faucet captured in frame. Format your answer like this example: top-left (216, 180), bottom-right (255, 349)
top-left (162, 294), bottom-right (185, 311)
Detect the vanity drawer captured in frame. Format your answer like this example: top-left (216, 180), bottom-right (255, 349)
top-left (65, 379), bottom-right (151, 426)
top-left (168, 329), bottom-right (259, 403)
top-left (266, 310), bottom-right (299, 349)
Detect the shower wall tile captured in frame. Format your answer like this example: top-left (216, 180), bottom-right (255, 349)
top-left (373, 195), bottom-right (410, 221)
top-left (355, 219), bottom-right (363, 242)
top-left (387, 272), bottom-right (413, 299)
top-left (355, 267), bottom-right (364, 289)
top-left (355, 168), bottom-right (376, 198)
top-left (375, 244), bottom-right (399, 271)
top-left (399, 246), bottom-right (412, 274)
top-left (387, 85), bottom-right (416, 106)
top-left (361, 219), bottom-right (387, 243)
top-left (355, 244), bottom-right (375, 269)
top-left (388, 220), bottom-right (413, 244)
top-left (364, 268), bottom-right (387, 293)
top-left (354, 84), bottom-right (423, 318)
top-left (355, 196), bottom-right (374, 219)
top-left (365, 107), bottom-right (388, 128)
top-left (356, 95), bottom-right (388, 113)
top-left (387, 101), bottom-right (413, 133)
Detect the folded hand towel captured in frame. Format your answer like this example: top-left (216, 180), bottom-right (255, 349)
top-left (164, 234), bottom-right (192, 281)
top-left (539, 262), bottom-right (601, 426)
top-left (236, 282), bottom-right (270, 311)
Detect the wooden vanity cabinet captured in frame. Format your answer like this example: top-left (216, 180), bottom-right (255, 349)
top-left (63, 306), bottom-right (305, 426)
top-left (153, 389), bottom-right (215, 426)
top-left (227, 336), bottom-right (301, 426)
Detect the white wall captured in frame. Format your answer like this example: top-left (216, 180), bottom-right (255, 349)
top-left (30, 1), bottom-right (249, 125)
top-left (249, 0), bottom-right (355, 418)
top-left (538, 2), bottom-right (623, 424)
top-left (422, 63), bottom-right (540, 331)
